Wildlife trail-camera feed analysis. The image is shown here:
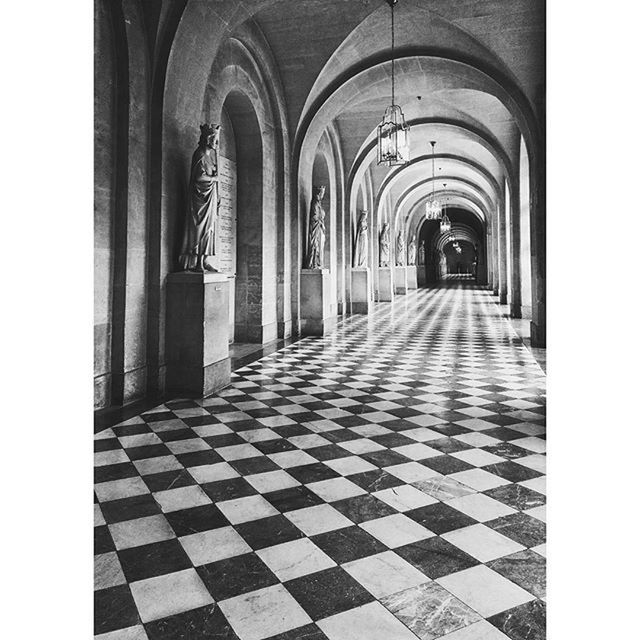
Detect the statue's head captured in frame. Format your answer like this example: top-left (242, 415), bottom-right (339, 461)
top-left (382, 222), bottom-right (389, 231)
top-left (199, 123), bottom-right (220, 149)
top-left (359, 210), bottom-right (368, 222)
top-left (313, 185), bottom-right (326, 200)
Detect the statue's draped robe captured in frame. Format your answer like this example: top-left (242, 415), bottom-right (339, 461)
top-left (180, 147), bottom-right (218, 270)
top-left (354, 217), bottom-right (368, 267)
top-left (408, 239), bottom-right (416, 266)
top-left (305, 200), bottom-right (326, 269)
top-left (396, 235), bottom-right (406, 266)
top-left (379, 226), bottom-right (390, 267)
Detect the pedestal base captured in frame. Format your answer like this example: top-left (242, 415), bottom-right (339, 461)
top-left (377, 267), bottom-right (394, 302)
top-left (406, 265), bottom-right (418, 289)
top-left (351, 268), bottom-right (371, 314)
top-left (300, 269), bottom-right (337, 336)
top-left (394, 266), bottom-right (408, 295)
top-left (531, 320), bottom-right (546, 348)
top-left (166, 271), bottom-right (231, 397)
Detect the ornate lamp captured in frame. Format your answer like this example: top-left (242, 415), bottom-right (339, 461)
top-left (440, 206), bottom-right (451, 233)
top-left (377, 0), bottom-right (410, 166)
top-left (425, 142), bottom-right (442, 219)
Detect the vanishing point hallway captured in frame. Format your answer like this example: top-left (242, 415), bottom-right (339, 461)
top-left (94, 284), bottom-right (546, 640)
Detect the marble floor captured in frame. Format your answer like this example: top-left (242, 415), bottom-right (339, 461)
top-left (94, 282), bottom-right (546, 640)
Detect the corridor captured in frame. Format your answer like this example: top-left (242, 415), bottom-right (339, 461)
top-left (94, 284), bottom-right (545, 640)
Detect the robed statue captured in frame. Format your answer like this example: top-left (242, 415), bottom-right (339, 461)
top-left (179, 123), bottom-right (221, 272)
top-left (396, 232), bottom-right (406, 266)
top-left (408, 234), bottom-right (416, 266)
top-left (379, 223), bottom-right (391, 267)
top-left (304, 185), bottom-right (326, 269)
top-left (353, 210), bottom-right (368, 267)
top-left (418, 241), bottom-right (425, 265)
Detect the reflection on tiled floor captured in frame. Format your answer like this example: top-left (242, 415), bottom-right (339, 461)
top-left (94, 283), bottom-right (546, 640)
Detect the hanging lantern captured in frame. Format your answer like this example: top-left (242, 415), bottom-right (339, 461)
top-left (378, 105), bottom-right (410, 166)
top-left (377, 0), bottom-right (410, 166)
top-left (425, 153), bottom-right (442, 219)
top-left (440, 208), bottom-right (451, 233)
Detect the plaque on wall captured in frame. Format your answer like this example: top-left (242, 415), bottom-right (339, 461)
top-left (216, 156), bottom-right (237, 276)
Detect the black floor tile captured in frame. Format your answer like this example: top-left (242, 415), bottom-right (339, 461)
top-left (197, 552), bottom-right (279, 601)
top-left (94, 584), bottom-right (140, 635)
top-left (94, 525), bottom-right (115, 554)
top-left (145, 604), bottom-right (240, 640)
top-left (420, 455), bottom-right (475, 475)
top-left (482, 461), bottom-right (543, 483)
top-left (311, 526), bottom-right (387, 564)
top-left (95, 462), bottom-right (139, 484)
top-left (236, 514), bottom-right (305, 550)
top-left (331, 494), bottom-right (397, 524)
top-left (395, 536), bottom-right (480, 578)
top-left (287, 463), bottom-right (340, 484)
top-left (484, 484), bottom-right (546, 511)
top-left (488, 599), bottom-right (546, 640)
top-left (488, 549), bottom-right (546, 599)
top-left (143, 469), bottom-right (197, 492)
top-left (405, 502), bottom-right (478, 534)
top-left (284, 566), bottom-right (374, 620)
top-left (176, 449), bottom-right (223, 467)
top-left (201, 477), bottom-right (259, 502)
top-left (100, 493), bottom-right (162, 524)
top-left (165, 504), bottom-right (229, 536)
top-left (348, 469), bottom-right (405, 492)
top-left (229, 456), bottom-right (281, 475)
top-left (486, 512), bottom-right (546, 547)
top-left (118, 539), bottom-right (192, 582)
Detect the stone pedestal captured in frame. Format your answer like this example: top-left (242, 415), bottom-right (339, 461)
top-left (166, 272), bottom-right (231, 397)
top-left (350, 268), bottom-right (371, 314)
top-left (300, 269), bottom-right (337, 336)
top-left (377, 267), bottom-right (394, 302)
top-left (394, 266), bottom-right (408, 295)
top-left (406, 265), bottom-right (418, 289)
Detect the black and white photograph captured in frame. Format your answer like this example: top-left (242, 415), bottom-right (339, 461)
top-left (4, 1), bottom-right (638, 639)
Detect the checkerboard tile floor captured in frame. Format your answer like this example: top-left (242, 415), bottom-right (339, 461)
top-left (94, 283), bottom-right (546, 640)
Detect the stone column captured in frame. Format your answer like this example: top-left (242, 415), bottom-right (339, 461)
top-left (509, 177), bottom-right (523, 318)
top-left (406, 265), bottom-right (418, 289)
top-left (491, 215), bottom-right (499, 296)
top-left (417, 263), bottom-right (426, 287)
top-left (350, 268), bottom-right (371, 314)
top-left (377, 267), bottom-right (394, 301)
top-left (166, 272), bottom-right (231, 397)
top-left (498, 199), bottom-right (508, 304)
top-left (300, 268), bottom-right (337, 335)
top-left (529, 150), bottom-right (546, 347)
top-left (394, 266), bottom-right (408, 295)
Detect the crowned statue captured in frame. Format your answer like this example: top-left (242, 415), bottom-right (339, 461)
top-left (379, 223), bottom-right (391, 267)
top-left (179, 124), bottom-right (221, 272)
top-left (396, 232), bottom-right (406, 266)
top-left (418, 240), bottom-right (426, 265)
top-left (353, 210), bottom-right (369, 267)
top-left (304, 185), bottom-right (326, 269)
top-left (408, 234), bottom-right (416, 266)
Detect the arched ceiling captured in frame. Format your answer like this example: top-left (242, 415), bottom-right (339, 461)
top-left (165, 0), bottom-right (544, 233)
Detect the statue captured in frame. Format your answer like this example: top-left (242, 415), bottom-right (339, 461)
top-left (353, 210), bottom-right (368, 267)
top-left (418, 240), bottom-right (425, 265)
top-left (396, 232), bottom-right (406, 266)
top-left (304, 185), bottom-right (326, 269)
top-left (408, 234), bottom-right (416, 266)
top-left (379, 223), bottom-right (391, 267)
top-left (179, 123), bottom-right (221, 272)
